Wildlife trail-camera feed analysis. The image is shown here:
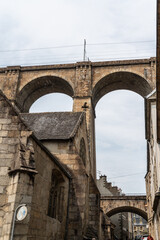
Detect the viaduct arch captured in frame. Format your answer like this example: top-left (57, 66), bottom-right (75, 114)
top-left (101, 195), bottom-right (148, 220)
top-left (92, 71), bottom-right (152, 106)
top-left (0, 58), bottom-right (156, 178)
top-left (16, 75), bottom-right (74, 112)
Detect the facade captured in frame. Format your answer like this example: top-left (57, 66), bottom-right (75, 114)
top-left (111, 212), bottom-right (133, 240)
top-left (0, 91), bottom-right (71, 240)
top-left (0, 91), bottom-right (72, 240)
top-left (136, 2), bottom-right (160, 237)
top-left (97, 176), bottom-right (133, 240)
top-left (132, 214), bottom-right (148, 238)
top-left (0, 90), bottom-right (110, 240)
top-left (0, 53), bottom-right (157, 239)
top-left (145, 91), bottom-right (160, 239)
top-left (20, 111), bottom-right (98, 239)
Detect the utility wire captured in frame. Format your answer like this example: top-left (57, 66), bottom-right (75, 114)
top-left (1, 47), bottom-right (155, 59)
top-left (0, 40), bottom-right (155, 53)
top-left (1, 49), bottom-right (156, 62)
top-left (88, 40), bottom-right (155, 46)
top-left (0, 44), bottom-right (83, 53)
top-left (108, 172), bottom-right (146, 180)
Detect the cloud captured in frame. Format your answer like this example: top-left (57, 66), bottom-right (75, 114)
top-left (30, 93), bottom-right (73, 112)
top-left (0, 0), bottom-right (156, 66)
top-left (0, 0), bottom-right (156, 193)
top-left (96, 90), bottom-right (146, 193)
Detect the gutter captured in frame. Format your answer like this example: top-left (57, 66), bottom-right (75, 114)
top-left (64, 177), bottom-right (72, 240)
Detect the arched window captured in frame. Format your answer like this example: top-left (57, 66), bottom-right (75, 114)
top-left (79, 138), bottom-right (86, 166)
top-left (48, 169), bottom-right (65, 222)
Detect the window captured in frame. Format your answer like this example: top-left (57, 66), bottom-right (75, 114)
top-left (48, 169), bottom-right (65, 222)
top-left (48, 172), bottom-right (58, 218)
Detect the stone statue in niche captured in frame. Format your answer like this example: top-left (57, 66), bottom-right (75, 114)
top-left (19, 137), bottom-right (35, 169)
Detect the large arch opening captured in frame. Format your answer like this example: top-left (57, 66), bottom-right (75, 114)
top-left (29, 93), bottom-right (73, 113)
top-left (106, 206), bottom-right (147, 221)
top-left (108, 211), bottom-right (148, 239)
top-left (93, 71), bottom-right (152, 107)
top-left (16, 76), bottom-right (74, 112)
top-left (96, 90), bottom-right (146, 193)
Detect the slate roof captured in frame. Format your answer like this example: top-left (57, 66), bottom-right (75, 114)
top-left (20, 112), bottom-right (84, 140)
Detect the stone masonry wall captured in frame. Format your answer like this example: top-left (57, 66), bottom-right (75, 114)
top-left (7, 172), bottom-right (35, 240)
top-left (0, 92), bottom-right (70, 240)
top-left (0, 92), bottom-right (28, 240)
top-left (53, 153), bottom-right (89, 240)
top-left (42, 112), bottom-right (92, 239)
top-left (88, 175), bottom-right (100, 239)
top-left (27, 141), bottom-right (69, 240)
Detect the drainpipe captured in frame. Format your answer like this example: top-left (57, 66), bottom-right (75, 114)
top-left (64, 178), bottom-right (72, 240)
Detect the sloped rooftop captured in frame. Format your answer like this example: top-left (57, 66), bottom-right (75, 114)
top-left (20, 112), bottom-right (84, 140)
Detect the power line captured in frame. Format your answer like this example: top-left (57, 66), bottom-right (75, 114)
top-left (88, 40), bottom-right (155, 46)
top-left (0, 44), bottom-right (83, 53)
top-left (108, 172), bottom-right (145, 180)
top-left (0, 40), bottom-right (155, 53)
top-left (1, 46), bottom-right (155, 59)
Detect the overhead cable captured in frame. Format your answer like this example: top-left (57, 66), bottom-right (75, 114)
top-left (0, 40), bottom-right (155, 53)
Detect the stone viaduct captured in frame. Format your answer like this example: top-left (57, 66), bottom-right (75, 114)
top-left (0, 58), bottom-right (156, 224)
top-left (0, 57), bottom-right (156, 179)
top-left (101, 195), bottom-right (148, 220)
top-left (0, 58), bottom-right (155, 110)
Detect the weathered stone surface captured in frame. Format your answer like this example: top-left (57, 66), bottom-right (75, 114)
top-left (21, 112), bottom-right (84, 140)
top-left (0, 58), bottom-right (157, 240)
top-left (101, 195), bottom-right (147, 220)
top-left (0, 93), bottom-right (71, 240)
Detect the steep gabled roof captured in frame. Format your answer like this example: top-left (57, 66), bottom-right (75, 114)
top-left (20, 112), bottom-right (84, 140)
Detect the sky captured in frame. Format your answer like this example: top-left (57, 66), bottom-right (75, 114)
top-left (0, 0), bottom-right (157, 193)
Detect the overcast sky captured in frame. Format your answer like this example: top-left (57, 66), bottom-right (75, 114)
top-left (0, 0), bottom-right (157, 193)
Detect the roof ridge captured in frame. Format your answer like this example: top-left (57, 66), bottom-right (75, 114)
top-left (21, 111), bottom-right (73, 115)
top-left (21, 111), bottom-right (82, 115)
